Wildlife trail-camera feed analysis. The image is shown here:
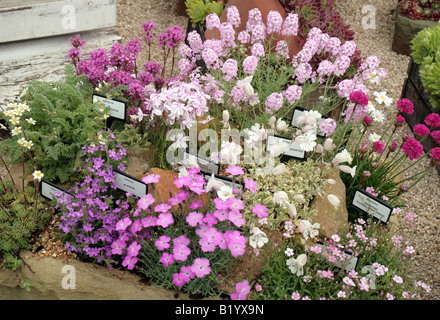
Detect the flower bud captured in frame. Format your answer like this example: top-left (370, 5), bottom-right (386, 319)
top-left (315, 144), bottom-right (324, 154)
top-left (388, 141), bottom-right (398, 152)
top-left (362, 171), bottom-right (371, 178)
top-left (222, 110), bottom-right (229, 123)
top-left (371, 162), bottom-right (378, 169)
top-left (399, 184), bottom-right (409, 193)
top-left (268, 116), bottom-right (276, 128)
top-left (362, 115), bottom-right (372, 127)
top-left (324, 138), bottom-right (335, 151)
top-left (358, 142), bottom-right (369, 154)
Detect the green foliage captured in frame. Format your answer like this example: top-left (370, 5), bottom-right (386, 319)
top-left (0, 179), bottom-right (50, 255)
top-left (411, 21), bottom-right (440, 110)
top-left (0, 253), bottom-right (33, 291)
top-left (0, 64), bottom-right (108, 183)
top-left (251, 217), bottom-right (428, 300)
top-left (242, 159), bottom-right (327, 231)
top-left (186, 0), bottom-right (225, 27)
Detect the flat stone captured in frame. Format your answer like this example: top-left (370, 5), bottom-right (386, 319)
top-left (309, 166), bottom-right (349, 239)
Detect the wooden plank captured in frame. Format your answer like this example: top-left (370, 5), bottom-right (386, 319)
top-left (0, 0), bottom-right (116, 43)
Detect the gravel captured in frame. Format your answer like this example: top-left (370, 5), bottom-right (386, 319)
top-left (114, 0), bottom-right (439, 299)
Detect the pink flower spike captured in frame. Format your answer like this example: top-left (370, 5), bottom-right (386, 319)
top-left (142, 173), bottom-right (160, 184)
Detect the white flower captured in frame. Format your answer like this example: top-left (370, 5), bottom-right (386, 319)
top-left (273, 191), bottom-right (289, 206)
top-left (298, 220), bottom-right (320, 240)
top-left (367, 101), bottom-right (376, 113)
top-left (295, 130), bottom-right (317, 152)
top-left (249, 227), bottom-right (268, 249)
top-left (333, 149), bottom-right (353, 165)
top-left (287, 203), bottom-right (297, 217)
top-left (169, 132), bottom-right (190, 150)
top-left (220, 141), bottom-right (242, 165)
top-left (338, 165), bottom-right (356, 177)
top-left (303, 110), bottom-right (322, 126)
top-left (367, 70), bottom-right (381, 85)
top-left (327, 194), bottom-right (340, 209)
top-left (217, 185), bottom-right (234, 201)
top-left (286, 254), bottom-right (308, 276)
top-left (33, 170), bottom-right (44, 181)
top-left (374, 91), bottom-right (393, 107)
top-left (11, 127), bottom-right (21, 136)
top-left (271, 163), bottom-right (287, 176)
top-left (205, 173), bottom-right (226, 192)
top-left (269, 140), bottom-right (289, 157)
top-left (371, 109), bottom-right (385, 122)
top-left (17, 137), bottom-right (27, 147)
top-left (276, 118), bottom-right (289, 132)
top-left (285, 247), bottom-right (294, 257)
top-left (368, 132), bottom-right (381, 143)
top-left (26, 118), bottom-right (36, 125)
top-left (24, 140), bottom-right (34, 149)
top-left (10, 117), bottom-right (20, 125)
top-left (222, 110), bottom-right (230, 128)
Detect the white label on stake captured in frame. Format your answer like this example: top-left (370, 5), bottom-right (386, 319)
top-left (352, 190), bottom-right (392, 224)
top-left (114, 172), bottom-right (148, 198)
top-left (93, 94), bottom-right (126, 121)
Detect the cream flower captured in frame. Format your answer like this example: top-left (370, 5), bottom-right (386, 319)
top-left (11, 127), bottom-right (22, 136)
top-left (286, 254), bottom-right (308, 276)
top-left (217, 185), bottom-right (234, 201)
top-left (26, 118), bottom-right (36, 125)
top-left (368, 132), bottom-right (381, 143)
top-left (374, 91), bottom-right (393, 107)
top-left (371, 109), bottom-right (385, 122)
top-left (298, 220), bottom-right (320, 240)
top-left (327, 194), bottom-right (341, 209)
top-left (273, 191), bottom-right (289, 206)
top-left (333, 149), bottom-right (353, 165)
top-left (33, 170), bottom-right (44, 181)
top-left (249, 227), bottom-right (269, 249)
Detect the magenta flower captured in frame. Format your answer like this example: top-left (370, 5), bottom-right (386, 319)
top-left (244, 178), bottom-right (258, 193)
top-left (122, 256), bottom-right (138, 270)
top-left (130, 219), bottom-right (143, 233)
top-left (141, 215), bottom-right (157, 228)
top-left (181, 265), bottom-right (196, 280)
top-left (402, 138), bottom-right (424, 160)
top-left (228, 211), bottom-right (246, 227)
top-left (127, 241), bottom-right (141, 257)
top-left (142, 173), bottom-right (160, 184)
top-left (414, 124), bottom-right (430, 137)
top-left (213, 209), bottom-right (229, 221)
top-left (156, 212), bottom-right (174, 228)
top-left (189, 200), bottom-right (203, 210)
top-left (397, 98), bottom-right (414, 114)
top-left (232, 280), bottom-right (251, 300)
top-left (172, 272), bottom-right (188, 288)
top-left (155, 235), bottom-right (171, 251)
top-left (200, 237), bottom-right (217, 252)
top-left (252, 204), bottom-right (268, 218)
top-left (173, 245), bottom-right (191, 262)
top-left (111, 239), bottom-right (126, 255)
top-left (191, 258), bottom-right (211, 278)
top-left (228, 241), bottom-right (246, 257)
top-left (203, 213), bottom-right (218, 226)
top-left (227, 198), bottom-right (244, 212)
top-left (372, 141), bottom-right (385, 154)
top-left (396, 115), bottom-right (405, 124)
top-left (349, 91), bottom-right (368, 107)
top-left (430, 130), bottom-right (440, 145)
top-left (430, 147), bottom-right (440, 163)
top-left (425, 113), bottom-right (440, 128)
top-left (225, 165), bottom-right (244, 176)
top-left (159, 252), bottom-right (174, 267)
top-left (154, 203), bottom-right (172, 213)
top-left (186, 211), bottom-right (204, 227)
top-left (116, 217), bottom-right (132, 231)
top-left (137, 193), bottom-right (155, 210)
top-left (173, 235), bottom-right (190, 247)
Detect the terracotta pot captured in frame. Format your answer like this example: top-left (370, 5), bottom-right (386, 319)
top-left (204, 0), bottom-right (302, 58)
